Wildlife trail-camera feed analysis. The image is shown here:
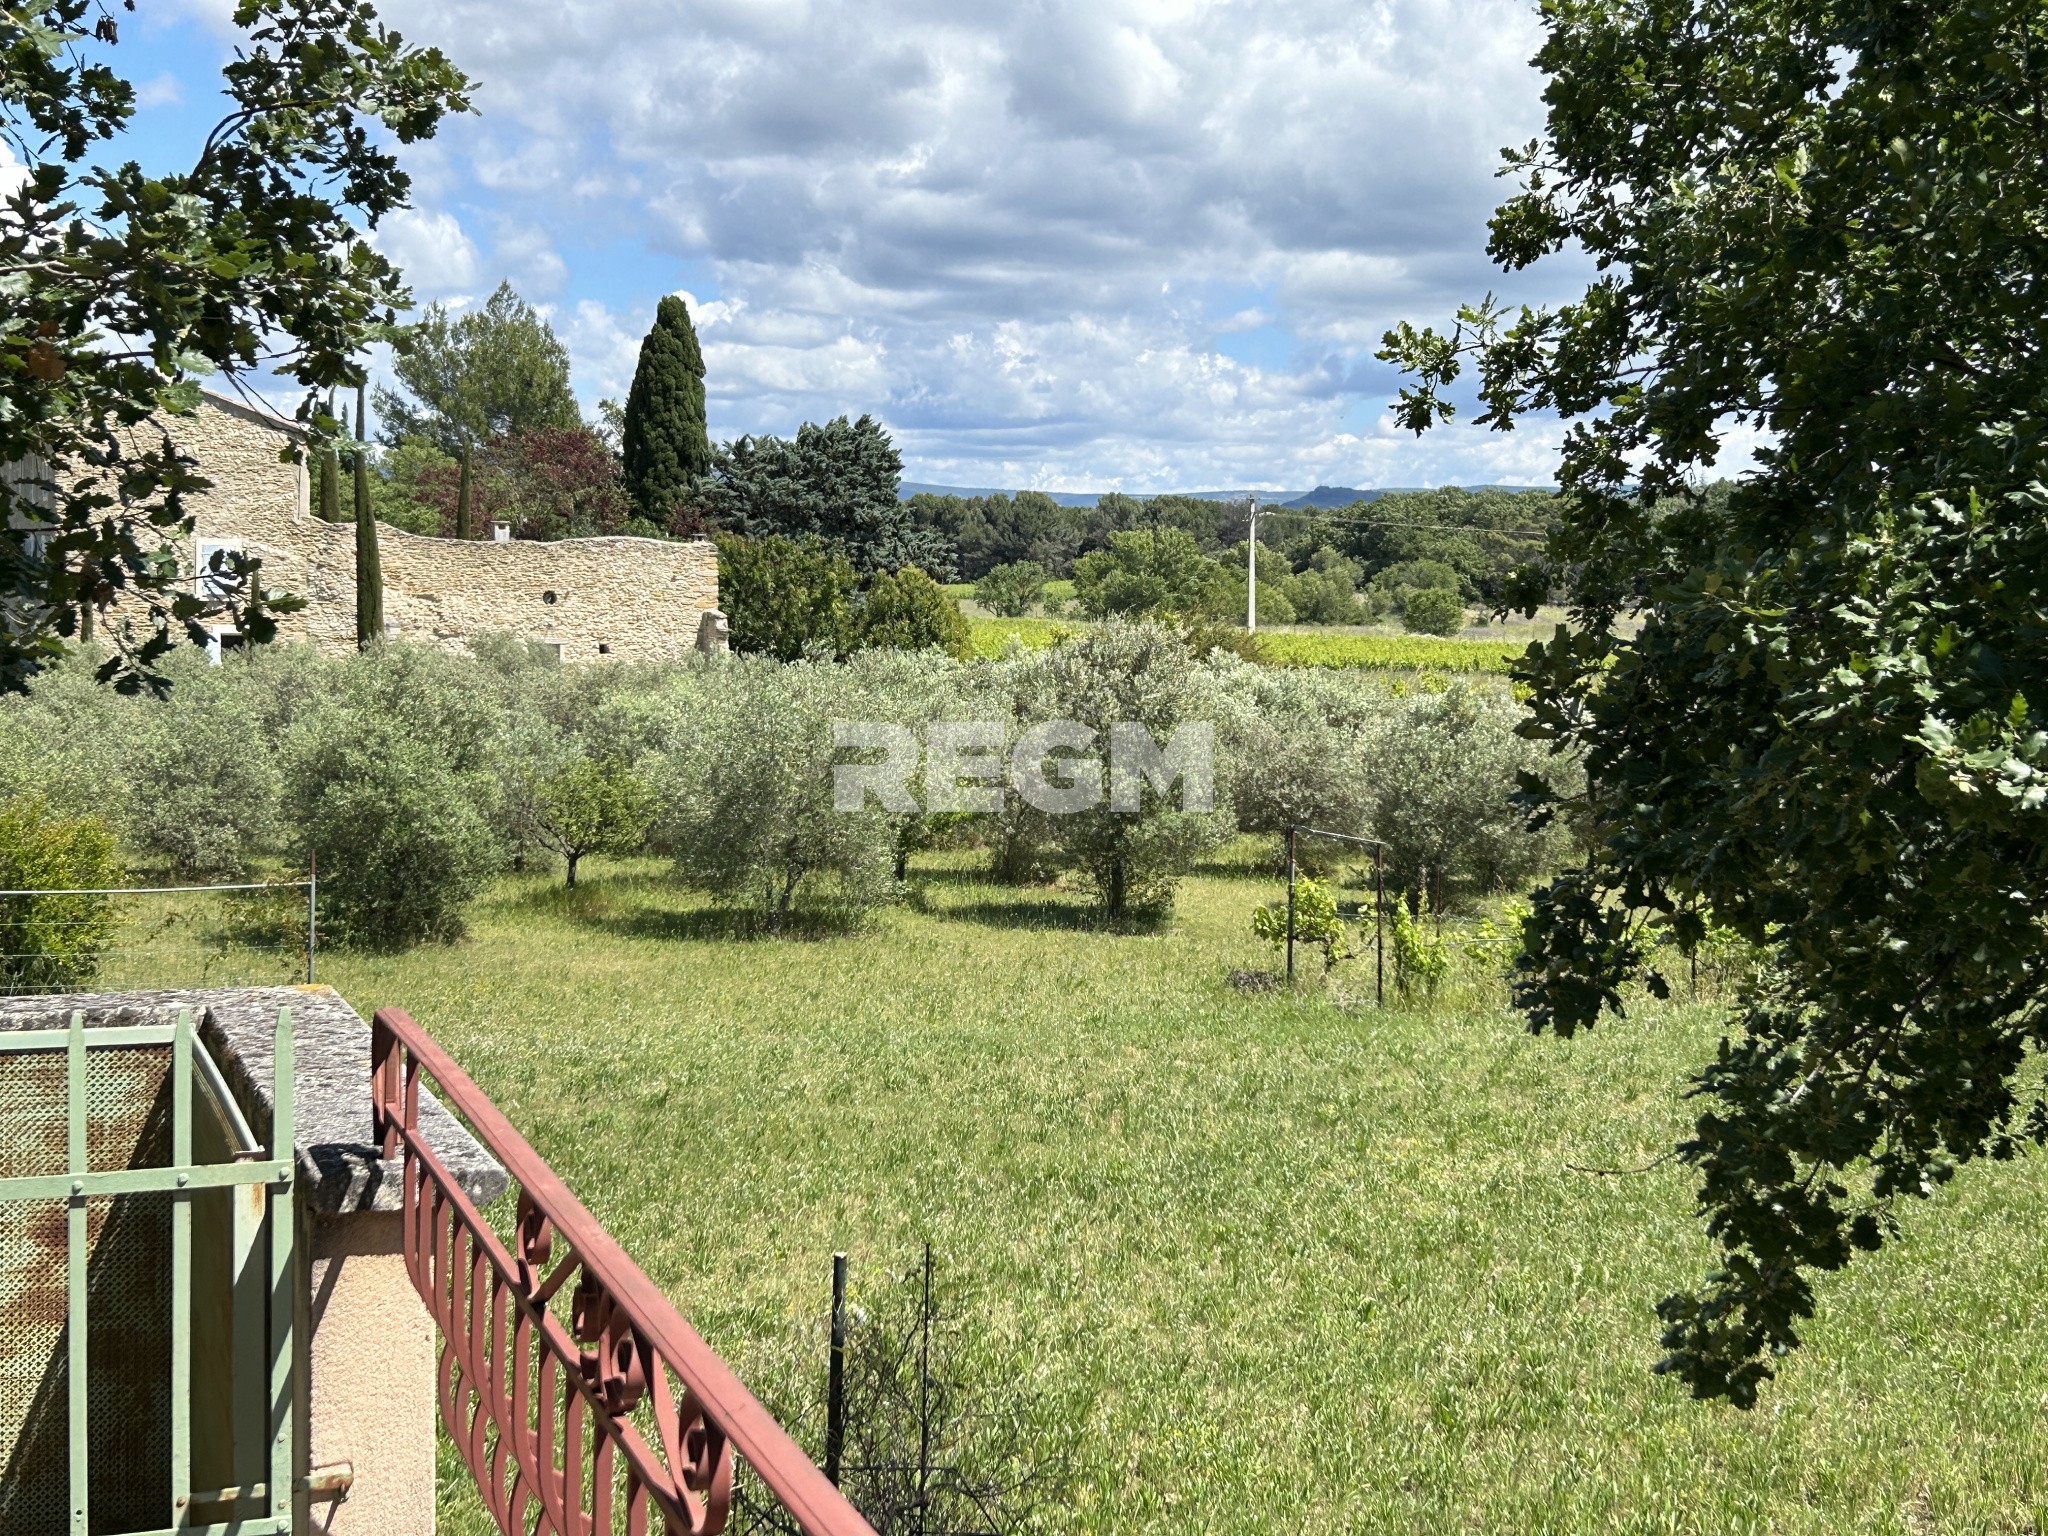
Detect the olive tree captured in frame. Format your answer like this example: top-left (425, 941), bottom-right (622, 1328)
top-left (510, 758), bottom-right (655, 888)
top-left (653, 658), bottom-right (899, 928)
top-left (283, 710), bottom-right (498, 949)
top-left (1013, 622), bottom-right (1233, 921)
top-left (123, 669), bottom-right (282, 879)
top-left (1212, 664), bottom-right (1379, 857)
top-left (1366, 684), bottom-right (1573, 910)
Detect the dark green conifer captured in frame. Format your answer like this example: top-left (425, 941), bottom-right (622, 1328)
top-left (317, 449), bottom-right (341, 521)
top-left (316, 392), bottom-right (343, 521)
top-left (353, 383), bottom-right (382, 647)
top-left (621, 295), bottom-right (711, 522)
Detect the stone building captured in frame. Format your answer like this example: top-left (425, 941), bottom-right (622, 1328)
top-left (140, 391), bottom-right (722, 663)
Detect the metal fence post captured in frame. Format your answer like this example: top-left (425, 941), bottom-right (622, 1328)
top-left (1273, 827), bottom-right (1390, 1002)
top-left (269, 1006), bottom-right (296, 1524)
top-left (1375, 845), bottom-right (1386, 1008)
top-left (169, 1009), bottom-right (193, 1528)
top-left (66, 1010), bottom-right (87, 1536)
top-left (826, 1252), bottom-right (848, 1486)
top-left (306, 856), bottom-right (317, 985)
top-left (1284, 828), bottom-right (1297, 985)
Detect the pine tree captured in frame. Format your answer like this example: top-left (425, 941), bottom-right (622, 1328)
top-left (621, 294), bottom-right (710, 522)
top-left (376, 282), bottom-right (579, 452)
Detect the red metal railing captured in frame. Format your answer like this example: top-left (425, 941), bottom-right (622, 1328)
top-left (370, 1006), bottom-right (876, 1536)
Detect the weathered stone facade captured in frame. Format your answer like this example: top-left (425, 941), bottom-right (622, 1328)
top-left (160, 393), bottom-right (720, 662)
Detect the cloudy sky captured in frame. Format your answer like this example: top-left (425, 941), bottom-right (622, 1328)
top-left (129, 0), bottom-right (1594, 493)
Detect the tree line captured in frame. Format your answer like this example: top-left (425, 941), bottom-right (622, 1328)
top-left (0, 624), bottom-right (1571, 965)
top-left (352, 278), bottom-right (1569, 640)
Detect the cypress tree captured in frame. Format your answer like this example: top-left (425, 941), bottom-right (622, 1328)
top-left (316, 448), bottom-right (341, 521)
top-left (354, 386), bottom-right (382, 647)
top-left (621, 294), bottom-right (710, 522)
top-left (315, 391), bottom-right (342, 521)
top-left (456, 443), bottom-right (474, 538)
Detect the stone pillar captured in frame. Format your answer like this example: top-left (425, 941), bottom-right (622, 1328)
top-left (696, 608), bottom-right (730, 654)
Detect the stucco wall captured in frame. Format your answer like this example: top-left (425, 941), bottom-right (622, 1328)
top-left (159, 394), bottom-right (720, 663)
top-left (301, 1211), bottom-right (433, 1536)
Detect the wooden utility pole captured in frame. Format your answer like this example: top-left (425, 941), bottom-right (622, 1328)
top-left (1245, 495), bottom-right (1259, 632)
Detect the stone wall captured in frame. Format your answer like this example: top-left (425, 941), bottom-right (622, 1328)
top-left (151, 393), bottom-right (720, 663)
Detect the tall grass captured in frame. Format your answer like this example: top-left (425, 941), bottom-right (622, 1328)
top-left (313, 855), bottom-right (2048, 1534)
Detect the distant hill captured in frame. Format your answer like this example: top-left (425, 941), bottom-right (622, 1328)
top-left (1281, 486), bottom-right (1381, 509)
top-left (900, 481), bottom-right (1551, 509)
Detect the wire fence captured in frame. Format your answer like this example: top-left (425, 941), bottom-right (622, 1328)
top-left (0, 876), bottom-right (317, 997)
top-left (1283, 825), bottom-right (1389, 997)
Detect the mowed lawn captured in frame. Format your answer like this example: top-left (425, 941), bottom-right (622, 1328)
top-left (318, 854), bottom-right (2048, 1534)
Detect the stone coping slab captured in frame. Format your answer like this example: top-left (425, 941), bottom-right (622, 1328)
top-left (0, 985), bottom-right (507, 1214)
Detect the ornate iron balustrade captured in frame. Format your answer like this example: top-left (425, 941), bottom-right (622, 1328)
top-left (369, 1007), bottom-right (876, 1536)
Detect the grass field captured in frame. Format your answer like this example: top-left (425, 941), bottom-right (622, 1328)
top-left (311, 853), bottom-right (2048, 1534)
top-left (968, 613), bottom-right (1077, 655)
top-left (962, 615), bottom-right (1529, 675)
top-left (1253, 630), bottom-right (1525, 674)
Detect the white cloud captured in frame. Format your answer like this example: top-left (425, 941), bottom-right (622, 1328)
top-left (558, 300), bottom-right (643, 404)
top-left (355, 0), bottom-right (1578, 486)
top-left (368, 207), bottom-right (482, 299)
top-left (0, 141), bottom-right (27, 201)
top-left (685, 293), bottom-right (747, 329)
top-left (135, 73), bottom-right (184, 109)
top-left (488, 220), bottom-right (568, 297)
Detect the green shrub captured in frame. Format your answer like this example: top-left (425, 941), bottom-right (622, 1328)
top-left (717, 533), bottom-right (856, 660)
top-left (511, 757), bottom-right (656, 887)
top-left (1367, 684), bottom-right (1576, 902)
top-left (0, 649), bottom-right (137, 824)
top-left (1389, 900), bottom-right (1450, 1001)
top-left (974, 561), bottom-right (1049, 618)
top-left (1073, 529), bottom-right (1228, 620)
top-left (1375, 558), bottom-right (1463, 596)
top-left (1251, 876), bottom-right (1351, 975)
top-left (1281, 560), bottom-right (1361, 624)
top-left (0, 796), bottom-right (121, 992)
top-left (653, 658), bottom-right (900, 928)
top-left (857, 566), bottom-right (973, 658)
top-left (1400, 586), bottom-right (1467, 636)
top-left (1010, 621), bottom-right (1234, 921)
top-left (1214, 664), bottom-right (1378, 843)
top-left (124, 677), bottom-right (281, 879)
top-left (284, 712), bottom-right (499, 949)
top-left (1250, 579), bottom-right (1296, 625)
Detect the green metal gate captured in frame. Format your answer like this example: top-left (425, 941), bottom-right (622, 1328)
top-left (0, 1007), bottom-right (296, 1535)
